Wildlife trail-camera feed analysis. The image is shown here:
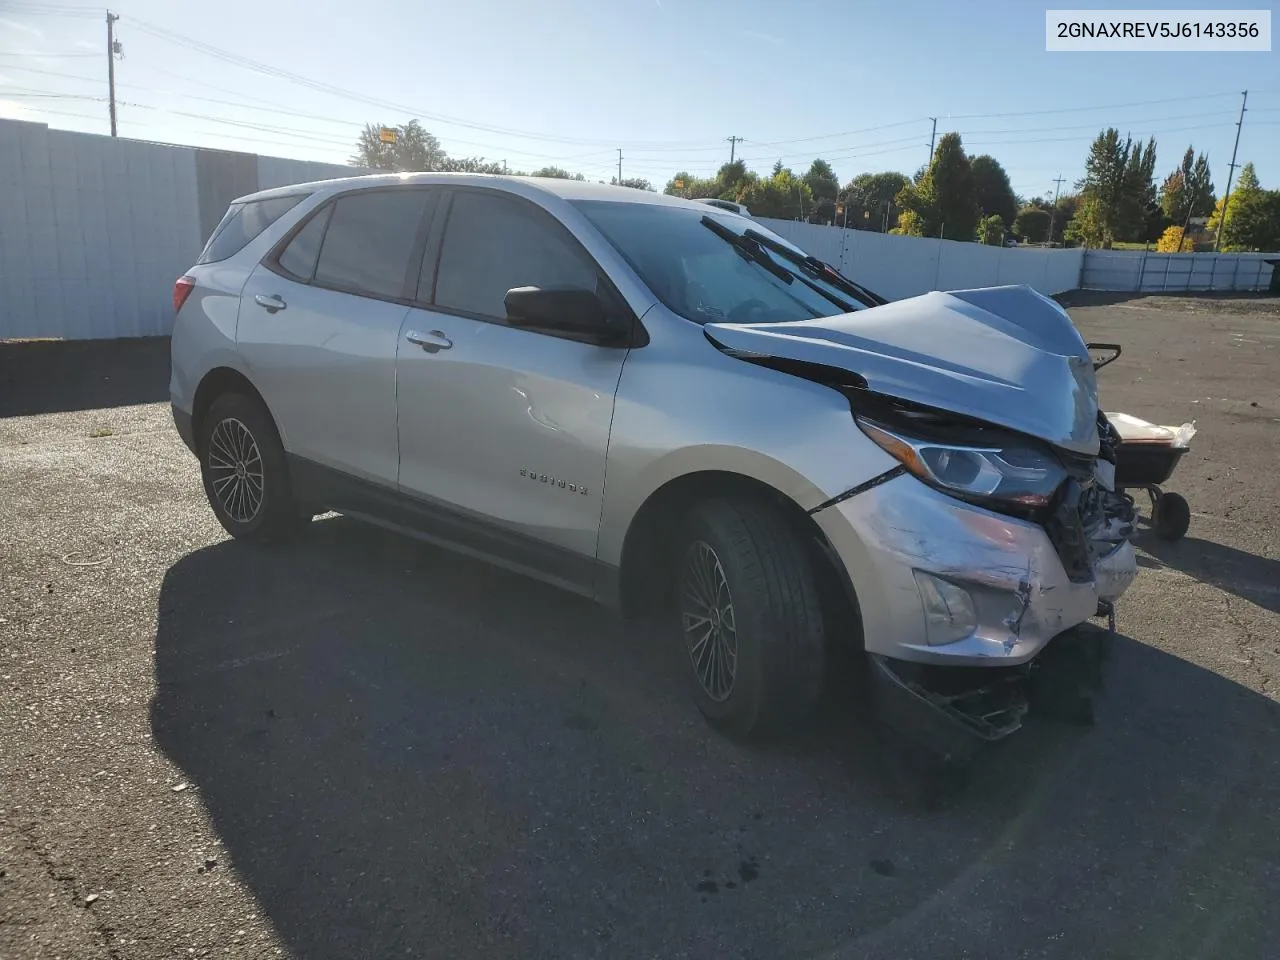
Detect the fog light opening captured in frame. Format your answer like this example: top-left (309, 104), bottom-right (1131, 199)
top-left (914, 571), bottom-right (977, 646)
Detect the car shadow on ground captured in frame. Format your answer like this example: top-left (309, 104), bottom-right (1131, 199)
top-left (1137, 530), bottom-right (1280, 615)
top-left (151, 518), bottom-right (1280, 960)
top-left (0, 337), bottom-right (170, 417)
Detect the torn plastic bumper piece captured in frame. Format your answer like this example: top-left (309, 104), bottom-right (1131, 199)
top-left (870, 619), bottom-right (1118, 760)
top-left (868, 654), bottom-right (1029, 764)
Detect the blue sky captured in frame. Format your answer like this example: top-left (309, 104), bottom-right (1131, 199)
top-left (1, 0), bottom-right (1276, 201)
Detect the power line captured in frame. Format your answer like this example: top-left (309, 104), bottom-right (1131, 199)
top-left (0, 51), bottom-right (99, 57)
top-left (964, 122), bottom-right (1236, 147)
top-left (125, 16), bottom-right (722, 149)
top-left (748, 118), bottom-right (929, 148)
top-left (947, 90), bottom-right (1246, 120)
top-left (0, 89), bottom-right (106, 100)
top-left (0, 3), bottom-right (100, 17)
top-left (0, 64), bottom-right (100, 83)
top-left (955, 110), bottom-right (1236, 137)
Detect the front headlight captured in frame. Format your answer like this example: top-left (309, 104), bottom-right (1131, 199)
top-left (857, 418), bottom-right (1066, 509)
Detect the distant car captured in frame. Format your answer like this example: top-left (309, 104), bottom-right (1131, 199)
top-left (170, 173), bottom-right (1137, 751)
top-left (696, 197), bottom-right (752, 218)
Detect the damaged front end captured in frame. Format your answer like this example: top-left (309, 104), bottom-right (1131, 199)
top-left (704, 284), bottom-right (1141, 755)
top-left (861, 413), bottom-right (1137, 758)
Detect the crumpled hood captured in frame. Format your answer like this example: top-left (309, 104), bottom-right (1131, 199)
top-left (705, 284), bottom-right (1101, 455)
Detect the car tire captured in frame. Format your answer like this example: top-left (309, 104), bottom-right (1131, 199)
top-left (676, 496), bottom-right (825, 737)
top-left (199, 392), bottom-right (307, 543)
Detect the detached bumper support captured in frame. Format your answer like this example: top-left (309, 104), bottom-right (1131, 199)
top-left (868, 655), bottom-right (1029, 764)
top-left (870, 619), bottom-right (1117, 761)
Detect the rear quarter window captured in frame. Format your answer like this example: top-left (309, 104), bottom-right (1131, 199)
top-left (197, 194), bottom-right (306, 264)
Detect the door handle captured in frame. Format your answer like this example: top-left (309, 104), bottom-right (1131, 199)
top-left (254, 293), bottom-right (287, 313)
top-left (405, 329), bottom-right (452, 353)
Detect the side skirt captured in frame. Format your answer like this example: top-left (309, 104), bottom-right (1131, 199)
top-left (288, 456), bottom-right (618, 604)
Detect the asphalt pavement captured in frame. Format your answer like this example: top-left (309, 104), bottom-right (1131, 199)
top-left (2, 292), bottom-right (1278, 960)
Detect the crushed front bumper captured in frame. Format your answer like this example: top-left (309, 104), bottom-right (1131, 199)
top-left (812, 473), bottom-right (1137, 667)
top-left (812, 472), bottom-right (1137, 756)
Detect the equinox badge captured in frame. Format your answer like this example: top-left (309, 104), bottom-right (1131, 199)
top-left (521, 468), bottom-right (588, 495)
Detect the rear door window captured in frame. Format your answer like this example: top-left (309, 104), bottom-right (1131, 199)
top-left (312, 190), bottom-right (432, 300)
top-left (197, 194), bottom-right (305, 264)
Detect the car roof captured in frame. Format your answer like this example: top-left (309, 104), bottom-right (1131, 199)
top-left (235, 172), bottom-right (711, 213)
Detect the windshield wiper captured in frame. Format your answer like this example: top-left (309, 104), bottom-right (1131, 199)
top-left (700, 216), bottom-right (861, 314)
top-left (700, 216), bottom-right (796, 285)
top-left (741, 229), bottom-right (888, 308)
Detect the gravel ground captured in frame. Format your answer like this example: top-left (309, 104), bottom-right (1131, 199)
top-left (2, 293), bottom-right (1278, 960)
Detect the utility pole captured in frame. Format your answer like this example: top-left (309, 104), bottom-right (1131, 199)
top-left (726, 135), bottom-right (744, 164)
top-left (927, 117), bottom-right (937, 165)
top-left (106, 10), bottom-right (120, 137)
top-left (1046, 175), bottom-right (1066, 246)
top-left (617, 147), bottom-right (623, 184)
top-left (1214, 89), bottom-right (1248, 252)
top-left (502, 159), bottom-right (507, 174)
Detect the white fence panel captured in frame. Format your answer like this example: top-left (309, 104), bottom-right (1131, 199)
top-left (937, 241), bottom-right (998, 291)
top-left (754, 218), bottom-right (1084, 300)
top-left (0, 118), bottom-right (382, 340)
top-left (0, 121), bottom-right (202, 340)
top-left (1083, 249), bottom-right (1275, 292)
top-left (847, 230), bottom-right (940, 300)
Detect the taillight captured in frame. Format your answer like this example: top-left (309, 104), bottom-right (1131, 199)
top-left (173, 275), bottom-right (196, 314)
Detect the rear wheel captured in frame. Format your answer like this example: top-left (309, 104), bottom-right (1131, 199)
top-left (676, 497), bottom-right (825, 737)
top-left (199, 392), bottom-right (307, 542)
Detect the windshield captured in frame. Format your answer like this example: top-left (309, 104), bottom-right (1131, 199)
top-left (571, 200), bottom-right (864, 325)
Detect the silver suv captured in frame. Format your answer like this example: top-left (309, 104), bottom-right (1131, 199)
top-left (170, 174), bottom-right (1138, 749)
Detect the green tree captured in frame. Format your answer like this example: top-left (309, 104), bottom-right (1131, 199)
top-left (803, 158), bottom-right (840, 222)
top-left (440, 156), bottom-right (506, 173)
top-left (1052, 193), bottom-right (1079, 243)
top-left (664, 171), bottom-right (718, 199)
top-left (529, 166), bottom-right (586, 180)
top-left (1159, 146), bottom-right (1216, 225)
top-left (1073, 128), bottom-right (1155, 247)
top-left (611, 177), bottom-right (654, 191)
top-left (713, 160), bottom-right (755, 200)
top-left (976, 213), bottom-right (1006, 245)
top-left (1209, 163), bottom-right (1280, 251)
top-left (1158, 169), bottom-right (1186, 222)
top-left (1064, 195), bottom-right (1108, 247)
top-left (1012, 206), bottom-right (1051, 243)
top-left (351, 120), bottom-right (447, 171)
top-left (1121, 136), bottom-right (1159, 242)
top-left (840, 171), bottom-right (909, 230)
top-left (663, 162), bottom-right (754, 201)
top-left (969, 155), bottom-right (1017, 227)
top-left (894, 132), bottom-right (978, 240)
top-left (742, 166), bottom-right (812, 220)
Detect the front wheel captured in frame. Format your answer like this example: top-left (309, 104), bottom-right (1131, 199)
top-left (677, 497), bottom-right (825, 737)
top-left (199, 392), bottom-right (307, 542)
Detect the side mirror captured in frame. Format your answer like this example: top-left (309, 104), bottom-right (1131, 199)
top-left (504, 286), bottom-right (616, 337)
